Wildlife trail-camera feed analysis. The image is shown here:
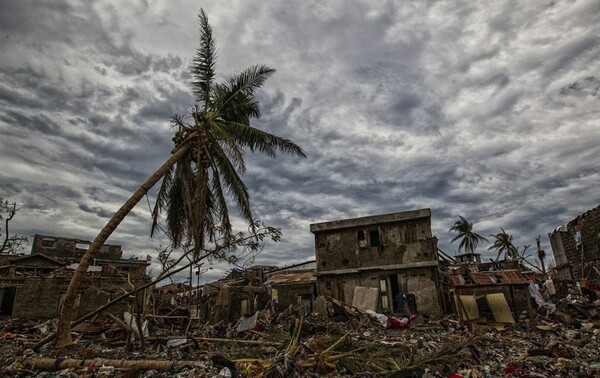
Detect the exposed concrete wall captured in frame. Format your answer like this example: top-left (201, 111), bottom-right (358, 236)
top-left (314, 219), bottom-right (434, 272)
top-left (317, 267), bottom-right (442, 316)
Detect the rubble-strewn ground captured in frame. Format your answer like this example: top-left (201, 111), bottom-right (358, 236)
top-left (1, 300), bottom-right (600, 377)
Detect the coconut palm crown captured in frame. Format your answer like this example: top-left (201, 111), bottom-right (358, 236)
top-left (150, 9), bottom-right (305, 256)
top-left (449, 215), bottom-right (488, 254)
top-left (488, 227), bottom-right (518, 261)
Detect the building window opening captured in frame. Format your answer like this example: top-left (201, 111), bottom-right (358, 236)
top-left (76, 243), bottom-right (90, 250)
top-left (370, 229), bottom-right (382, 247)
top-left (41, 238), bottom-right (56, 248)
top-left (357, 229), bottom-right (368, 248)
top-left (404, 224), bottom-right (417, 244)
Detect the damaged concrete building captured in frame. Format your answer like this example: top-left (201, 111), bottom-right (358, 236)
top-left (0, 234), bottom-right (149, 318)
top-left (310, 209), bottom-right (442, 316)
top-left (264, 260), bottom-right (317, 314)
top-left (549, 204), bottom-right (600, 284)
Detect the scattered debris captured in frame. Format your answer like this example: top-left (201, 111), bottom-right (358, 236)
top-left (0, 290), bottom-right (599, 377)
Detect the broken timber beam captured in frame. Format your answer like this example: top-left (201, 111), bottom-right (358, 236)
top-left (24, 357), bottom-right (205, 371)
top-left (145, 336), bottom-right (283, 346)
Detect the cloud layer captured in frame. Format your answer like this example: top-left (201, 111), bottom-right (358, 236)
top-left (1, 0), bottom-right (598, 282)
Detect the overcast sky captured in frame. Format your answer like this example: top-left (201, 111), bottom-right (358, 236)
top-left (1, 0), bottom-right (598, 283)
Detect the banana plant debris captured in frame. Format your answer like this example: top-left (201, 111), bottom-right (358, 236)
top-left (1, 294), bottom-right (600, 378)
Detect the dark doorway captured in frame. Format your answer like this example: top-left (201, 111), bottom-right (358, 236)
top-left (390, 274), bottom-right (401, 312)
top-left (1, 287), bottom-right (17, 316)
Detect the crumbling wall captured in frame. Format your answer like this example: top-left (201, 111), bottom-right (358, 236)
top-left (8, 276), bottom-right (141, 318)
top-left (317, 266), bottom-right (442, 316)
top-left (272, 283), bottom-right (314, 309)
top-left (549, 205), bottom-right (600, 283)
top-left (314, 224), bottom-right (435, 272)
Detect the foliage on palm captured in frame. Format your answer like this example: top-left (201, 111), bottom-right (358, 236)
top-left (151, 9), bottom-right (305, 257)
top-left (449, 215), bottom-right (488, 254)
top-left (488, 227), bottom-right (518, 261)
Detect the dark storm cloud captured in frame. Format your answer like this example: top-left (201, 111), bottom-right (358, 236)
top-left (0, 111), bottom-right (63, 136)
top-left (1, 0), bottom-right (598, 277)
top-left (78, 203), bottom-right (113, 218)
top-left (0, 83), bottom-right (44, 109)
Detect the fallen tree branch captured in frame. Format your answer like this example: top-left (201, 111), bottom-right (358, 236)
top-left (32, 227), bottom-right (278, 350)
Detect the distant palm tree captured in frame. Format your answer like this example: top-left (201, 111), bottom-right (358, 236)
top-left (488, 227), bottom-right (518, 261)
top-left (55, 9), bottom-right (305, 347)
top-left (449, 215), bottom-right (488, 254)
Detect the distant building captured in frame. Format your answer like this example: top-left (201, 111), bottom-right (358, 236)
top-left (31, 234), bottom-right (148, 276)
top-left (310, 209), bottom-right (442, 315)
top-left (0, 234), bottom-right (150, 318)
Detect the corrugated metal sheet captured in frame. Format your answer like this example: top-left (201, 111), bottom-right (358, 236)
top-left (263, 272), bottom-right (315, 285)
top-left (449, 269), bottom-right (529, 287)
top-left (469, 270), bottom-right (528, 285)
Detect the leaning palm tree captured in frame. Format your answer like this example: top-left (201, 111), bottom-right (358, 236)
top-left (55, 9), bottom-right (305, 347)
top-left (488, 227), bottom-right (518, 261)
top-left (449, 215), bottom-right (488, 254)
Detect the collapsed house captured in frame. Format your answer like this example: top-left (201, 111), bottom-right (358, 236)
top-left (310, 209), bottom-right (442, 315)
top-left (264, 260), bottom-right (317, 315)
top-left (444, 253), bottom-right (535, 325)
top-left (0, 234), bottom-right (150, 318)
top-left (548, 204), bottom-right (600, 284)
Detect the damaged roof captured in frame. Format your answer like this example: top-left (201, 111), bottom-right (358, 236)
top-left (450, 269), bottom-right (529, 287)
top-left (263, 272), bottom-right (316, 285)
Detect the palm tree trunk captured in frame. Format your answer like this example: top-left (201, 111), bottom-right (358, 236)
top-left (55, 144), bottom-right (190, 348)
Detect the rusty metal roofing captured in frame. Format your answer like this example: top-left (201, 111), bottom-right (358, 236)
top-left (450, 274), bottom-right (466, 286)
top-left (263, 272), bottom-right (316, 285)
top-left (450, 269), bottom-right (529, 286)
top-left (469, 270), bottom-right (528, 285)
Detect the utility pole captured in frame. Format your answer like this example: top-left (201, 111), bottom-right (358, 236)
top-left (536, 236), bottom-right (546, 276)
top-left (195, 265), bottom-right (212, 318)
top-left (196, 265), bottom-right (200, 318)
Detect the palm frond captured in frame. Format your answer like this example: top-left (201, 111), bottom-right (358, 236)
top-left (191, 9), bottom-right (217, 108)
top-left (209, 120), bottom-right (247, 172)
top-left (218, 65), bottom-right (276, 113)
top-left (212, 142), bottom-right (253, 223)
top-left (164, 161), bottom-right (190, 248)
top-left (209, 163), bottom-right (233, 242)
top-left (150, 165), bottom-right (174, 238)
top-left (224, 120), bottom-right (306, 158)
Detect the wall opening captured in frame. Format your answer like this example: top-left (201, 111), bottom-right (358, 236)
top-left (369, 229), bottom-right (382, 247)
top-left (0, 287), bottom-right (17, 316)
top-left (41, 238), bottom-right (56, 248)
top-left (75, 243), bottom-right (90, 250)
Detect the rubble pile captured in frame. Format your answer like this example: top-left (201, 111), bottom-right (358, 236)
top-left (1, 295), bottom-right (600, 378)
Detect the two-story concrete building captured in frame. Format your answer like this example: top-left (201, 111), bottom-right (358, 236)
top-left (310, 209), bottom-right (442, 316)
